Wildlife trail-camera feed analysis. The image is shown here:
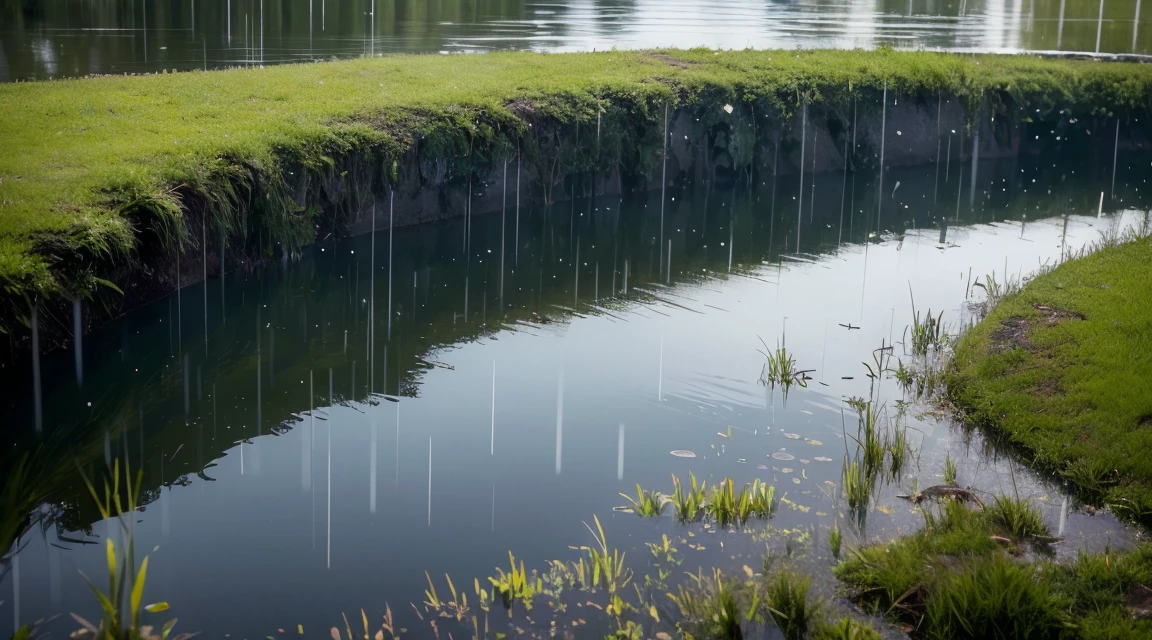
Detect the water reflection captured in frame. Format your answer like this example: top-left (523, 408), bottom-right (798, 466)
top-left (3, 0), bottom-right (1150, 81)
top-left (1, 148), bottom-right (1149, 637)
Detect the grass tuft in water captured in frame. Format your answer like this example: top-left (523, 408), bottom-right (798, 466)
top-left (985, 494), bottom-right (1049, 541)
top-left (72, 459), bottom-right (191, 640)
top-left (670, 472), bottom-right (707, 522)
top-left (618, 483), bottom-right (666, 517)
top-left (829, 524), bottom-right (843, 561)
top-left (668, 568), bottom-right (750, 640)
top-left (488, 551), bottom-right (537, 613)
top-left (758, 333), bottom-right (809, 390)
top-left (943, 453), bottom-right (958, 486)
top-left (763, 569), bottom-right (818, 640)
top-left (812, 617), bottom-right (882, 640)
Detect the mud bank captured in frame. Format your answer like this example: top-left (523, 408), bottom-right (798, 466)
top-left (1, 49), bottom-right (1150, 355)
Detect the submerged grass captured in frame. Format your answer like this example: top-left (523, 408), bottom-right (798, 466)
top-left (3, 49), bottom-right (1152, 336)
top-left (948, 236), bottom-right (1152, 524)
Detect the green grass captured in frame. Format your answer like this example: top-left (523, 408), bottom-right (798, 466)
top-left (2, 49), bottom-right (1151, 335)
top-left (764, 569), bottom-right (818, 640)
top-left (835, 496), bottom-right (1152, 639)
top-left (948, 237), bottom-right (1152, 524)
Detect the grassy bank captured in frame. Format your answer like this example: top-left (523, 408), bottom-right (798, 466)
top-left (948, 234), bottom-right (1152, 523)
top-left (836, 498), bottom-right (1152, 639)
top-left (2, 49), bottom-right (1152, 340)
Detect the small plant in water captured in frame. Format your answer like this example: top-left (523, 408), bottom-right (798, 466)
top-left (764, 569), bottom-right (818, 640)
top-left (579, 515), bottom-right (632, 595)
top-left (72, 460), bottom-right (190, 640)
top-left (943, 453), bottom-right (958, 486)
top-left (488, 551), bottom-right (537, 613)
top-left (841, 454), bottom-right (874, 514)
top-left (670, 472), bottom-right (707, 522)
top-left (618, 483), bottom-right (666, 516)
top-left (668, 568), bottom-right (750, 640)
top-left (909, 306), bottom-right (947, 357)
top-left (758, 333), bottom-right (810, 390)
top-left (986, 495), bottom-right (1049, 541)
top-left (829, 524), bottom-right (843, 560)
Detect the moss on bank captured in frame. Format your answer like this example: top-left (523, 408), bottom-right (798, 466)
top-left (948, 235), bottom-right (1152, 524)
top-left (1, 49), bottom-right (1151, 340)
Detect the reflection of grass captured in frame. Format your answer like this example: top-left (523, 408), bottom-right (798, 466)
top-left (949, 237), bottom-right (1152, 524)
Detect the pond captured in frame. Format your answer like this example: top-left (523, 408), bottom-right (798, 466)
top-left (2, 143), bottom-right (1149, 637)
top-left (2, 0), bottom-right (1150, 81)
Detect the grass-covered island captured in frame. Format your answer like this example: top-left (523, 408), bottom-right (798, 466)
top-left (2, 49), bottom-right (1151, 345)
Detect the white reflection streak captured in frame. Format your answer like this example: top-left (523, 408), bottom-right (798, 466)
top-left (303, 372), bottom-right (313, 491)
top-left (555, 370), bottom-right (564, 475)
top-left (491, 361), bottom-right (496, 455)
top-left (658, 335), bottom-right (664, 402)
top-left (617, 423), bottom-right (625, 481)
top-left (427, 438), bottom-right (433, 527)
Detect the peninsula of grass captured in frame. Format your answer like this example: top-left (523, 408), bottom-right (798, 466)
top-left (2, 49), bottom-right (1151, 340)
top-left (948, 236), bottom-right (1152, 524)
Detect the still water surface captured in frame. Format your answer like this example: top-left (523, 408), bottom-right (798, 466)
top-left (2, 149), bottom-right (1150, 637)
top-left (2, 0), bottom-right (1151, 81)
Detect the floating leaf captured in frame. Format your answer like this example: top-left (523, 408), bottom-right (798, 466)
top-left (145, 602), bottom-right (170, 613)
top-left (670, 450), bottom-right (696, 458)
top-left (771, 452), bottom-right (795, 461)
top-left (742, 565), bottom-right (754, 578)
top-left (814, 456), bottom-right (833, 462)
top-left (783, 432), bottom-right (801, 440)
top-left (804, 438), bottom-right (823, 446)
top-left (756, 464), bottom-right (768, 470)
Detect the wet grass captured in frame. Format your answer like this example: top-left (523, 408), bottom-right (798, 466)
top-left (948, 236), bottom-right (1152, 524)
top-left (835, 495), bottom-right (1152, 639)
top-left (4, 49), bottom-right (1151, 336)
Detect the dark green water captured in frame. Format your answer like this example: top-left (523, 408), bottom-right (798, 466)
top-left (2, 0), bottom-right (1150, 81)
top-left (2, 145), bottom-right (1150, 637)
